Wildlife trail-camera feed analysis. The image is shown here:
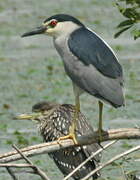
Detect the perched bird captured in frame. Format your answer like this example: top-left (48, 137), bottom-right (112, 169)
top-left (18, 101), bottom-right (101, 180)
top-left (22, 14), bottom-right (125, 142)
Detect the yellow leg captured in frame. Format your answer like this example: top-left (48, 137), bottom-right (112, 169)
top-left (69, 95), bottom-right (80, 143)
top-left (98, 101), bottom-right (103, 142)
top-left (57, 95), bottom-right (80, 145)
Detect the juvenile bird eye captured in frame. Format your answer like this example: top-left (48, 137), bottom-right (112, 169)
top-left (50, 20), bottom-right (58, 27)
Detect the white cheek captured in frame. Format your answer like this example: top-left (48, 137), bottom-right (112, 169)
top-left (46, 21), bottom-right (80, 37)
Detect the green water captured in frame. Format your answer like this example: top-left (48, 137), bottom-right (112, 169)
top-left (0, 0), bottom-right (140, 179)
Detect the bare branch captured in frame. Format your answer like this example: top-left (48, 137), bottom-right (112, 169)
top-left (13, 145), bottom-right (50, 180)
top-left (0, 128), bottom-right (139, 164)
top-left (0, 139), bottom-right (74, 163)
top-left (6, 167), bottom-right (18, 180)
top-left (63, 140), bottom-right (117, 180)
top-left (77, 128), bottom-right (140, 145)
top-left (0, 163), bottom-right (34, 168)
top-left (12, 145), bottom-right (34, 165)
top-left (81, 145), bottom-right (140, 180)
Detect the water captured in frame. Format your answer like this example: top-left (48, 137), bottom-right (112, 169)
top-left (0, 0), bottom-right (140, 179)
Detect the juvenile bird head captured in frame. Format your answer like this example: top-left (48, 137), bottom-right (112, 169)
top-left (21, 14), bottom-right (84, 38)
top-left (16, 101), bottom-right (59, 123)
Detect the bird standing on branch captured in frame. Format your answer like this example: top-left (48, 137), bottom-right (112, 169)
top-left (18, 101), bottom-right (101, 180)
top-left (22, 14), bottom-right (125, 143)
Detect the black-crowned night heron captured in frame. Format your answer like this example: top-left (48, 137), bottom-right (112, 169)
top-left (18, 101), bottom-right (101, 180)
top-left (22, 14), bottom-right (125, 143)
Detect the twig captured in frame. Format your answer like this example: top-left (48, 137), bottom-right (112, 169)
top-left (6, 167), bottom-right (18, 180)
top-left (120, 166), bottom-right (127, 180)
top-left (12, 145), bottom-right (35, 165)
top-left (0, 163), bottom-right (34, 168)
top-left (63, 140), bottom-right (117, 180)
top-left (13, 145), bottom-right (50, 180)
top-left (81, 145), bottom-right (140, 180)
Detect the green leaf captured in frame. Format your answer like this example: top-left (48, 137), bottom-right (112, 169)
top-left (132, 29), bottom-right (140, 39)
top-left (117, 19), bottom-right (134, 28)
top-left (123, 8), bottom-right (137, 19)
top-left (114, 26), bottom-right (132, 38)
top-left (116, 2), bottom-right (125, 13)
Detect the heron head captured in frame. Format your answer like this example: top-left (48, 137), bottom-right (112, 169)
top-left (21, 14), bottom-right (84, 38)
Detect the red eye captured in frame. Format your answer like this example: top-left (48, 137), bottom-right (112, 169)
top-left (50, 20), bottom-right (58, 27)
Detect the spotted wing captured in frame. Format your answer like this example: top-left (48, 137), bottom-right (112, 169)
top-left (76, 108), bottom-right (101, 164)
top-left (49, 105), bottom-right (100, 179)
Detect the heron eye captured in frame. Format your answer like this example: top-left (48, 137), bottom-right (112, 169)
top-left (49, 20), bottom-right (58, 27)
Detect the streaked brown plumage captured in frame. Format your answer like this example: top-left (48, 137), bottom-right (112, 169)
top-left (32, 101), bottom-right (101, 180)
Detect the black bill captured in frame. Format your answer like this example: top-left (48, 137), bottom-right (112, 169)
top-left (21, 26), bottom-right (47, 37)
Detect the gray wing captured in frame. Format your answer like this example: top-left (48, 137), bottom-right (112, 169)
top-left (68, 27), bottom-right (124, 107)
top-left (68, 27), bottom-right (123, 79)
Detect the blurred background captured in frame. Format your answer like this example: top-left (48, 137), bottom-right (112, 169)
top-left (0, 0), bottom-right (140, 179)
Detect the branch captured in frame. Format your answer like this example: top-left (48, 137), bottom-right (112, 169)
top-left (0, 128), bottom-right (140, 164)
top-left (81, 144), bottom-right (140, 180)
top-left (13, 145), bottom-right (50, 180)
top-left (77, 128), bottom-right (140, 145)
top-left (63, 140), bottom-right (117, 180)
top-left (0, 163), bottom-right (34, 168)
top-left (0, 139), bottom-right (74, 163)
top-left (6, 167), bottom-right (18, 180)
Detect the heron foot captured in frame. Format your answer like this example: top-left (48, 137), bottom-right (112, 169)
top-left (57, 113), bottom-right (78, 145)
top-left (57, 132), bottom-right (78, 145)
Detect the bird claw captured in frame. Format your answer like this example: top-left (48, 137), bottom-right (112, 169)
top-left (57, 133), bottom-right (78, 145)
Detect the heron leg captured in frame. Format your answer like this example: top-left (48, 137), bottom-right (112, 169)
top-left (98, 101), bottom-right (103, 142)
top-left (57, 84), bottom-right (81, 145)
top-left (58, 95), bottom-right (79, 145)
top-left (69, 95), bottom-right (80, 144)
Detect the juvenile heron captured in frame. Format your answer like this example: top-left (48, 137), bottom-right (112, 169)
top-left (22, 14), bottom-right (125, 143)
top-left (18, 101), bottom-right (101, 179)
